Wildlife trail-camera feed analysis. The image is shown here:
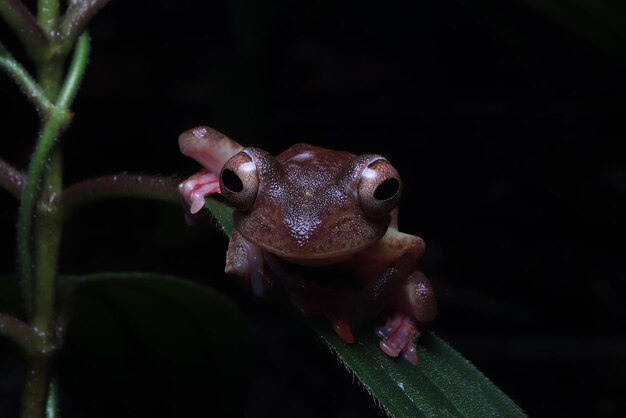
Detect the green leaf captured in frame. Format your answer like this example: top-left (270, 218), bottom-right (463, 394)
top-left (205, 197), bottom-right (233, 236)
top-left (204, 197), bottom-right (526, 417)
top-left (56, 272), bottom-right (247, 418)
top-left (312, 321), bottom-right (525, 417)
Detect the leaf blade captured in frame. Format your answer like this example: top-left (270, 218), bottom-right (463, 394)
top-left (57, 272), bottom-right (247, 418)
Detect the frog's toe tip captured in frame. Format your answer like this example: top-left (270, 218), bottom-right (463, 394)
top-left (401, 343), bottom-right (419, 365)
top-left (379, 340), bottom-right (401, 357)
top-left (190, 198), bottom-right (204, 214)
top-left (333, 321), bottom-right (356, 344)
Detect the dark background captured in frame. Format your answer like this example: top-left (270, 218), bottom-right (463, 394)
top-left (1, 0), bottom-right (626, 417)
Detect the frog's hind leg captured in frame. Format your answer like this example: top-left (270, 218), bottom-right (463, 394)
top-left (394, 271), bottom-right (437, 323)
top-left (377, 271), bottom-right (437, 365)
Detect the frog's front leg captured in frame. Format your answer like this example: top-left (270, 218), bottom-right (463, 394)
top-left (226, 230), bottom-right (326, 298)
top-left (178, 126), bottom-right (244, 213)
top-left (225, 229), bottom-right (274, 297)
top-left (179, 170), bottom-right (220, 214)
top-left (338, 227), bottom-right (436, 364)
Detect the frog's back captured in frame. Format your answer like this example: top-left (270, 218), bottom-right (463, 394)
top-left (277, 143), bottom-right (355, 167)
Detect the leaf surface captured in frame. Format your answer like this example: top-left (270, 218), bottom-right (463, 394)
top-left (57, 272), bottom-right (247, 418)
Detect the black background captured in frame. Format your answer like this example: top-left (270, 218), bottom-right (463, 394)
top-left (1, 1), bottom-right (626, 417)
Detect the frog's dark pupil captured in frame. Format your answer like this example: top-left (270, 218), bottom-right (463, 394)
top-left (374, 178), bottom-right (399, 201)
top-left (222, 169), bottom-right (244, 192)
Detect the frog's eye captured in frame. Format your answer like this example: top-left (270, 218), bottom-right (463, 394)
top-left (358, 159), bottom-right (402, 218)
top-left (220, 151), bottom-right (259, 210)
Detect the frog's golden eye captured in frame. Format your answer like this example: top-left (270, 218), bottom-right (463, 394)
top-left (358, 159), bottom-right (401, 218)
top-left (220, 151), bottom-right (259, 210)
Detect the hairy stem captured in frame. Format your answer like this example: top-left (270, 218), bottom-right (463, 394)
top-left (35, 0), bottom-right (61, 95)
top-left (36, 58), bottom-right (64, 101)
top-left (17, 110), bottom-right (69, 314)
top-left (0, 41), bottom-right (55, 116)
top-left (61, 174), bottom-right (180, 221)
top-left (56, 33), bottom-right (89, 108)
top-left (32, 148), bottom-right (62, 335)
top-left (20, 355), bottom-right (53, 418)
top-left (0, 0), bottom-right (50, 60)
top-left (59, 0), bottom-right (110, 54)
top-left (15, 4), bottom-right (90, 415)
top-left (0, 158), bottom-right (25, 198)
top-left (46, 379), bottom-right (60, 418)
top-left (0, 313), bottom-right (46, 356)
top-left (36, 0), bottom-right (59, 33)
top-left (17, 32), bottom-right (88, 316)
top-left (17, 99), bottom-right (63, 418)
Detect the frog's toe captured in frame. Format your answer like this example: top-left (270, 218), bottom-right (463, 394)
top-left (178, 170), bottom-right (221, 214)
top-left (332, 320), bottom-right (356, 344)
top-left (376, 312), bottom-right (421, 364)
top-left (401, 341), bottom-right (419, 365)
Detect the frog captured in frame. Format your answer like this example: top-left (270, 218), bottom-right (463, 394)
top-left (178, 126), bottom-right (437, 364)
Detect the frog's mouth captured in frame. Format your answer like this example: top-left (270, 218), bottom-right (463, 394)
top-left (244, 233), bottom-right (382, 267)
top-left (234, 206), bottom-right (391, 266)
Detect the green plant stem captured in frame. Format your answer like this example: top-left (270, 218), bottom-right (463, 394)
top-left (21, 355), bottom-right (53, 418)
top-left (17, 110), bottom-right (68, 314)
top-left (60, 174), bottom-right (180, 221)
top-left (17, 32), bottom-right (88, 317)
top-left (45, 379), bottom-right (59, 418)
top-left (15, 16), bottom-right (90, 418)
top-left (7, 33), bottom-right (91, 301)
top-left (17, 105), bottom-right (64, 418)
top-left (36, 58), bottom-right (63, 102)
top-left (0, 0), bottom-right (50, 60)
top-left (0, 313), bottom-right (46, 355)
top-left (0, 158), bottom-right (25, 198)
top-left (0, 41), bottom-right (55, 116)
top-left (59, 0), bottom-right (110, 54)
top-left (35, 0), bottom-right (61, 95)
top-left (56, 33), bottom-right (89, 108)
top-left (32, 148), bottom-right (62, 335)
top-left (36, 0), bottom-right (59, 32)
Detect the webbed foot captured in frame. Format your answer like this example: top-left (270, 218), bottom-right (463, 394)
top-left (376, 312), bottom-right (422, 365)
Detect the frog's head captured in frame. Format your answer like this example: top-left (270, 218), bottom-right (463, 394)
top-left (219, 144), bottom-right (402, 266)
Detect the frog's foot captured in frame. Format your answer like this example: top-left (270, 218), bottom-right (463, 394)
top-left (290, 295), bottom-right (357, 344)
top-left (178, 170), bottom-right (220, 214)
top-left (332, 320), bottom-right (356, 344)
top-left (376, 312), bottom-right (422, 365)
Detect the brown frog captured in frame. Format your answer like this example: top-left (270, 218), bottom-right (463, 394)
top-left (178, 126), bottom-right (437, 364)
